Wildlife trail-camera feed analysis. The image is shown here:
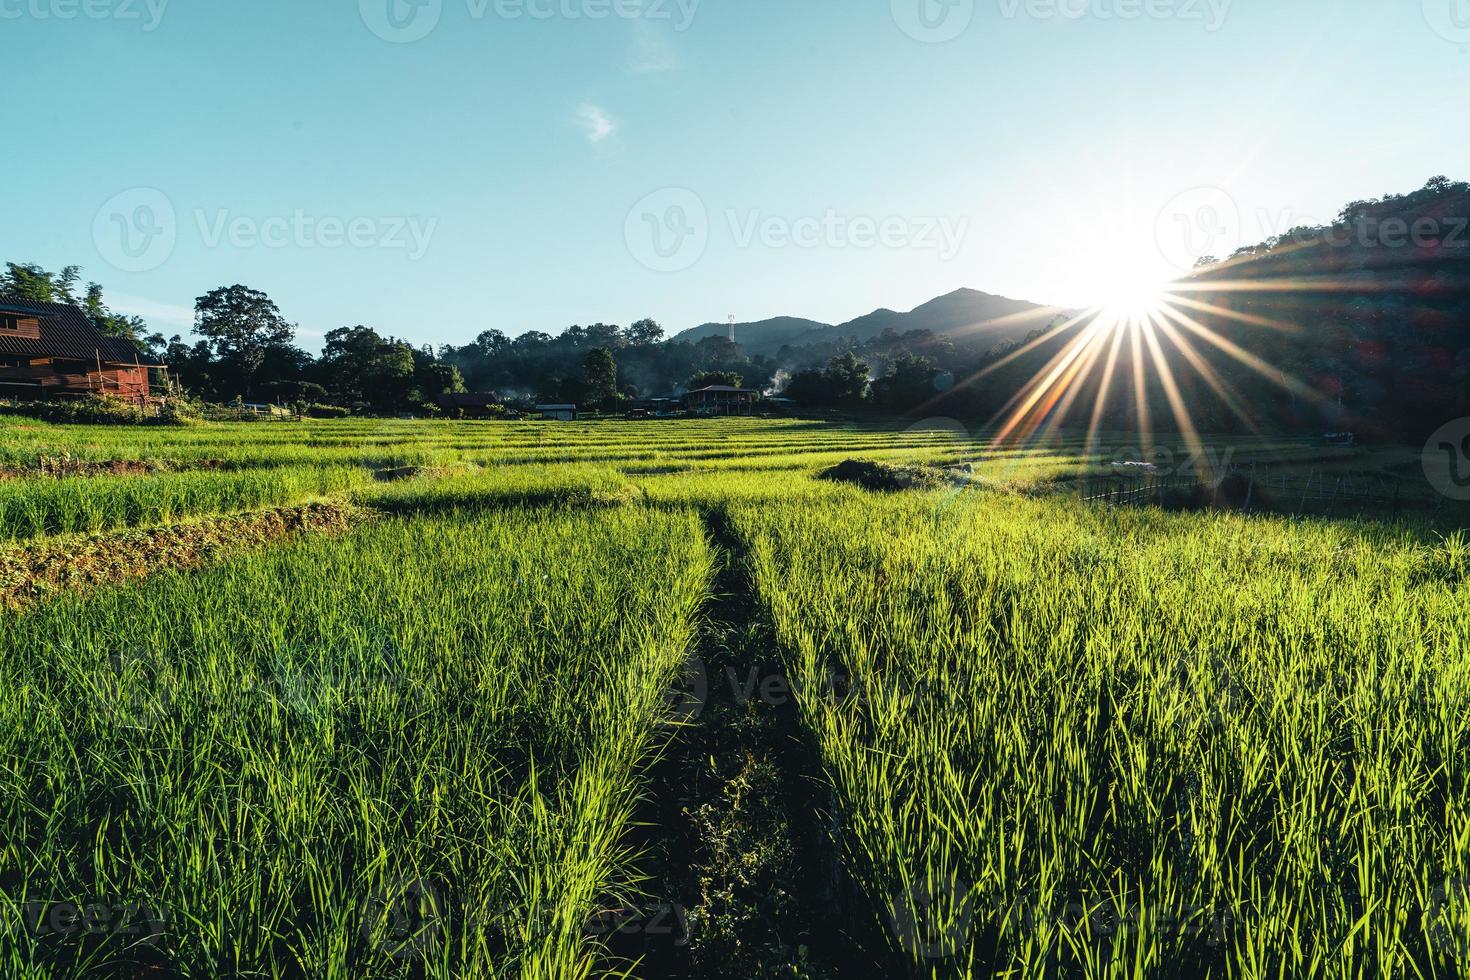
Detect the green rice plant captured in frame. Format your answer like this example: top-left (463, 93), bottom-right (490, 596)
top-left (2, 417), bottom-right (1463, 978)
top-left (0, 465), bottom-right (369, 540)
top-left (0, 506), bottom-right (712, 978)
top-left (358, 464), bottom-right (636, 513)
top-left (733, 490), bottom-right (1470, 979)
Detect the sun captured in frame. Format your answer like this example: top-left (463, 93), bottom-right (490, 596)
top-left (1096, 275), bottom-right (1170, 321)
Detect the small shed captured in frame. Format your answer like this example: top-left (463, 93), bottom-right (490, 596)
top-left (536, 403), bottom-right (578, 422)
top-left (682, 385), bottom-right (758, 416)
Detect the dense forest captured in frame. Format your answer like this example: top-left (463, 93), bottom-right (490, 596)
top-left (3, 177), bottom-right (1465, 437)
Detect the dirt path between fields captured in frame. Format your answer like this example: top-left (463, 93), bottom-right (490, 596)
top-left (603, 508), bottom-right (883, 979)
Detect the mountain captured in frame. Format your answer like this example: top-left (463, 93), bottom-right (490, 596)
top-left (673, 316), bottom-right (831, 354)
top-left (672, 289), bottom-right (1065, 357)
top-left (821, 288), bottom-right (1062, 348)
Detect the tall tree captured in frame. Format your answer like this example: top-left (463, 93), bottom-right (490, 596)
top-left (582, 347), bottom-right (619, 409)
top-left (194, 285), bottom-right (295, 399)
top-left (688, 370), bottom-right (743, 389)
top-left (624, 318), bottom-right (665, 347)
top-left (871, 353), bottom-right (938, 412)
top-left (320, 325), bottom-right (414, 410)
top-left (824, 351), bottom-right (872, 406)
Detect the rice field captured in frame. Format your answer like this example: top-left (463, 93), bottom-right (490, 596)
top-left (0, 413), bottom-right (1465, 978)
top-left (0, 466), bottom-right (369, 541)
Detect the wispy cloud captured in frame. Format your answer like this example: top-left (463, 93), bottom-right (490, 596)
top-left (628, 22), bottom-right (679, 74)
top-left (107, 293), bottom-right (195, 331)
top-left (576, 103), bottom-right (617, 144)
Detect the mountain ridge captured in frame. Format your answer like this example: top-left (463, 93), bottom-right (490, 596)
top-left (671, 288), bottom-right (1067, 357)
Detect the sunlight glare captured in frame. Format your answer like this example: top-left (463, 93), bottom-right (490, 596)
top-left (1096, 275), bottom-right (1169, 321)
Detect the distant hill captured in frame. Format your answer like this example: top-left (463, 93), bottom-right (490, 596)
top-left (673, 316), bottom-right (831, 354)
top-left (818, 288), bottom-right (1062, 349)
top-left (673, 288), bottom-right (1064, 357)
top-left (922, 176), bottom-right (1470, 442)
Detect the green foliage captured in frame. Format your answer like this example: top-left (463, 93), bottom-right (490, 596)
top-left (870, 352), bottom-right (939, 412)
top-left (0, 395), bottom-right (185, 427)
top-left (193, 285), bottom-right (296, 395)
top-left (689, 370), bottom-right (744, 389)
top-left (0, 262), bottom-right (83, 305)
top-left (784, 351), bottom-right (872, 408)
top-left (582, 346), bottom-right (619, 410)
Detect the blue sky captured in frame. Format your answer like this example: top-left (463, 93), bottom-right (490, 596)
top-left (6, 0), bottom-right (1469, 349)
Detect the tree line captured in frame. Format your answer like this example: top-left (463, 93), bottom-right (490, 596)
top-left (0, 263), bottom-right (985, 416)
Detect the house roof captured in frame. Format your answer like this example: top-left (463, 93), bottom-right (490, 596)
top-left (536, 404), bottom-right (578, 411)
top-left (0, 296), bottom-right (161, 365)
top-left (685, 386), bottom-right (757, 395)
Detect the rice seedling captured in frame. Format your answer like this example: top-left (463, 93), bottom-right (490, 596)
top-left (0, 466), bottom-right (370, 540)
top-left (0, 507), bottom-right (712, 978)
top-left (1, 417), bottom-right (1463, 978)
top-left (733, 489), bottom-right (1470, 978)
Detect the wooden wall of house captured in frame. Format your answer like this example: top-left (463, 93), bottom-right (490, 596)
top-left (0, 363), bottom-right (153, 400)
top-left (0, 315), bottom-right (42, 340)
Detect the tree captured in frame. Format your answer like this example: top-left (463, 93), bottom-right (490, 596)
top-left (694, 335), bottom-right (746, 366)
top-left (780, 352), bottom-right (871, 408)
top-left (624, 318), bottom-right (665, 347)
top-left (1, 262), bottom-right (74, 303)
top-left (194, 285), bottom-right (295, 398)
top-left (582, 347), bottom-right (619, 407)
top-left (871, 353), bottom-right (938, 412)
top-left (824, 351), bottom-right (871, 406)
top-left (688, 370), bottom-right (743, 389)
top-left (582, 347), bottom-right (619, 409)
top-left (472, 329), bottom-right (511, 359)
top-left (416, 361), bottom-right (466, 403)
top-left (320, 325), bottom-right (415, 411)
top-left (781, 368), bottom-right (829, 407)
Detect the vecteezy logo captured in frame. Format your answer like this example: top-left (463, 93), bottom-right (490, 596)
top-left (1424, 418), bottom-right (1470, 501)
top-left (1423, 0), bottom-right (1470, 44)
top-left (360, 876), bottom-right (446, 962)
top-left (891, 0), bottom-right (974, 43)
top-left (887, 874), bottom-right (975, 961)
top-left (624, 188), bottom-right (708, 273)
top-left (360, 0), bottom-right (443, 43)
top-left (103, 646), bottom-right (174, 731)
top-left (1155, 186), bottom-right (1242, 272)
top-left (662, 653), bottom-right (709, 727)
top-left (93, 188), bottom-right (177, 274)
top-left (1427, 877), bottom-right (1468, 956)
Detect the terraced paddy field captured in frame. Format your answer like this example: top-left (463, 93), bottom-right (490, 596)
top-left (0, 415), bottom-right (1466, 979)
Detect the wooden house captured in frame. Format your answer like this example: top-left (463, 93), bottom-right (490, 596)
top-left (682, 385), bottom-right (759, 416)
top-left (0, 297), bottom-right (163, 403)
